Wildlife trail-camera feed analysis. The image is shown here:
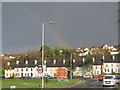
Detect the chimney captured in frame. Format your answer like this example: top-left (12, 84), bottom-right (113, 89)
top-left (44, 60), bottom-right (46, 64)
top-left (7, 62), bottom-right (10, 66)
top-left (16, 60), bottom-right (19, 65)
top-left (34, 60), bottom-right (37, 64)
top-left (103, 55), bottom-right (105, 60)
top-left (82, 58), bottom-right (85, 63)
top-left (92, 57), bottom-right (95, 63)
top-left (63, 60), bottom-right (65, 64)
top-left (25, 60), bottom-right (28, 64)
top-left (112, 55), bottom-right (115, 60)
top-left (53, 60), bottom-right (56, 64)
top-left (73, 59), bottom-right (75, 63)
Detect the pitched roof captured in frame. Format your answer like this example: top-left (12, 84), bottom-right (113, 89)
top-left (5, 61), bottom-right (83, 68)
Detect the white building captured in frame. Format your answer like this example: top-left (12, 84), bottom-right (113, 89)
top-left (103, 60), bottom-right (120, 74)
top-left (92, 59), bottom-right (103, 75)
top-left (4, 60), bottom-right (83, 78)
top-left (109, 48), bottom-right (120, 55)
top-left (92, 56), bottom-right (120, 75)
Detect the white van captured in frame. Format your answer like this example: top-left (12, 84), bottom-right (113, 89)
top-left (103, 75), bottom-right (116, 87)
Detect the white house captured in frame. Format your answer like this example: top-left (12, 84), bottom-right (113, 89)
top-left (109, 48), bottom-right (120, 55)
top-left (92, 58), bottom-right (103, 75)
top-left (4, 59), bottom-right (84, 78)
top-left (103, 60), bottom-right (120, 74)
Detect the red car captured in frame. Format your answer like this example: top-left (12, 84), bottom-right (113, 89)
top-left (98, 76), bottom-right (104, 81)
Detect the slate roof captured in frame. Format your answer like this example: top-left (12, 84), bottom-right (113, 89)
top-left (5, 61), bottom-right (83, 68)
top-left (93, 59), bottom-right (103, 65)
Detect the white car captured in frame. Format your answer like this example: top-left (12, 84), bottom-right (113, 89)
top-left (83, 75), bottom-right (91, 78)
top-left (103, 75), bottom-right (116, 87)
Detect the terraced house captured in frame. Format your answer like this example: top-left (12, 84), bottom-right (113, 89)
top-left (4, 59), bottom-right (83, 78)
top-left (92, 56), bottom-right (120, 76)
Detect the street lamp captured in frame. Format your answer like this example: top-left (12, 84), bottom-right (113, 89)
top-left (41, 21), bottom-right (53, 89)
top-left (70, 53), bottom-right (75, 79)
top-left (70, 53), bottom-right (73, 79)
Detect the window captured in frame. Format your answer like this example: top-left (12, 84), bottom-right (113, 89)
top-left (108, 69), bottom-right (109, 72)
top-left (118, 69), bottom-right (120, 72)
top-left (97, 71), bottom-right (99, 74)
top-left (26, 68), bottom-right (28, 71)
top-left (21, 69), bottom-right (23, 71)
top-left (111, 64), bottom-right (113, 67)
top-left (96, 66), bottom-right (97, 69)
top-left (17, 68), bottom-right (18, 72)
top-left (31, 73), bottom-right (33, 76)
top-left (31, 68), bottom-right (32, 71)
top-left (21, 73), bottom-right (23, 77)
top-left (6, 73), bottom-right (8, 76)
top-left (105, 76), bottom-right (114, 79)
top-left (106, 64), bottom-right (108, 67)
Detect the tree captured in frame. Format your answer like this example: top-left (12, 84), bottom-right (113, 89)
top-left (40, 45), bottom-right (55, 61)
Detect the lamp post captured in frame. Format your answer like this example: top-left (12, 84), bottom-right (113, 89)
top-left (41, 22), bottom-right (53, 89)
top-left (70, 53), bottom-right (73, 79)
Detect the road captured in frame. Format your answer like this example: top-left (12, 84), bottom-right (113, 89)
top-left (71, 78), bottom-right (120, 89)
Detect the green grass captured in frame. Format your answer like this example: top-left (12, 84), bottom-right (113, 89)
top-left (2, 79), bottom-right (83, 88)
top-left (118, 87), bottom-right (120, 90)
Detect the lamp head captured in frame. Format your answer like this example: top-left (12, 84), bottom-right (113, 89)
top-left (48, 21), bottom-right (53, 24)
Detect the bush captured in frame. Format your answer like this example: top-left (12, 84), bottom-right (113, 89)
top-left (12, 73), bottom-right (16, 78)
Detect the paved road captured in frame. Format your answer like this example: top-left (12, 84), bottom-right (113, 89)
top-left (71, 78), bottom-right (120, 89)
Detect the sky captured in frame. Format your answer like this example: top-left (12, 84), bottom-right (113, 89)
top-left (2, 2), bottom-right (118, 54)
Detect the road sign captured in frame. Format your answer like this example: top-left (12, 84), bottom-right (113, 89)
top-left (37, 67), bottom-right (43, 74)
top-left (57, 68), bottom-right (68, 80)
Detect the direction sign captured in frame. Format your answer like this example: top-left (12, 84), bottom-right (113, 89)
top-left (37, 67), bottom-right (43, 74)
top-left (57, 68), bottom-right (68, 80)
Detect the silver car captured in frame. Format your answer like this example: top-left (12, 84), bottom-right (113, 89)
top-left (116, 76), bottom-right (120, 84)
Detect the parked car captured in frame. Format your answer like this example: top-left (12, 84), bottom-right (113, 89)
top-left (83, 75), bottom-right (91, 78)
top-left (98, 76), bottom-right (104, 81)
top-left (34, 76), bottom-right (42, 79)
top-left (68, 76), bottom-right (76, 79)
top-left (44, 75), bottom-right (54, 79)
top-left (103, 75), bottom-right (116, 87)
top-left (20, 76), bottom-right (31, 79)
top-left (115, 75), bottom-right (120, 84)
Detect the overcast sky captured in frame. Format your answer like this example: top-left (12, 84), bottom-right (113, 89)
top-left (2, 2), bottom-right (118, 54)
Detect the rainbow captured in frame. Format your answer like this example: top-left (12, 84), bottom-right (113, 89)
top-left (47, 26), bottom-right (71, 49)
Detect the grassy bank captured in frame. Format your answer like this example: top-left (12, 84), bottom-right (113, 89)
top-left (2, 79), bottom-right (84, 88)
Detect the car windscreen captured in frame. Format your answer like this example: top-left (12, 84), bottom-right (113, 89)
top-left (105, 76), bottom-right (114, 79)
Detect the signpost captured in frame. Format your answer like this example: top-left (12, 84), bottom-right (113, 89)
top-left (57, 68), bottom-right (68, 81)
top-left (37, 66), bottom-right (43, 74)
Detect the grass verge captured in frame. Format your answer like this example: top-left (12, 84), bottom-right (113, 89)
top-left (2, 79), bottom-right (84, 88)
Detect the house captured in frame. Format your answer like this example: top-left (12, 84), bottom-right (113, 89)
top-left (102, 44), bottom-right (110, 49)
top-left (92, 56), bottom-right (120, 75)
top-left (4, 59), bottom-right (84, 78)
top-left (109, 48), bottom-right (120, 55)
top-left (103, 58), bottom-right (120, 74)
top-left (92, 60), bottom-right (103, 75)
